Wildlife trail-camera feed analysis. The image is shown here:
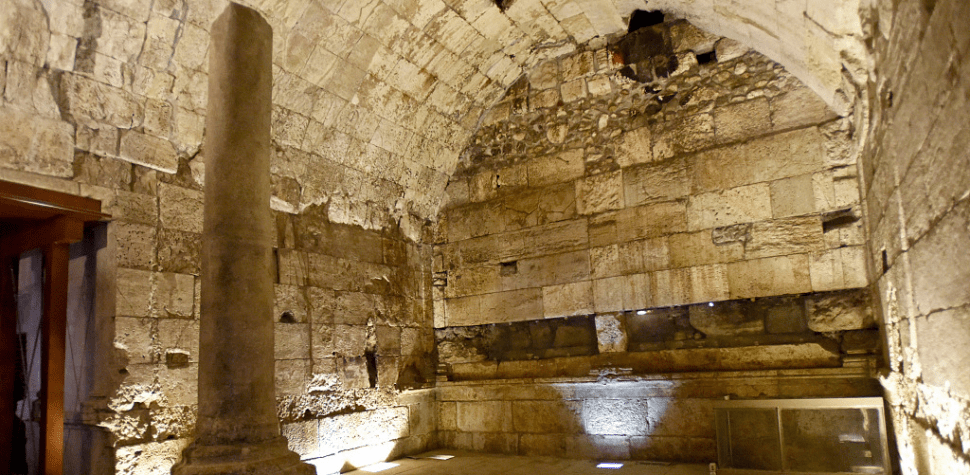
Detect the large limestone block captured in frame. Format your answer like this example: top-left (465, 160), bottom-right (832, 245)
top-left (689, 301), bottom-right (765, 336)
top-left (909, 201), bottom-right (970, 314)
top-left (916, 306), bottom-right (970, 398)
top-left (743, 216), bottom-right (825, 259)
top-left (594, 313), bottom-right (628, 353)
top-left (690, 264), bottom-right (730, 303)
top-left (805, 290), bottom-right (874, 332)
top-left (687, 183), bottom-right (772, 230)
top-left (727, 254), bottom-right (811, 299)
top-left (0, 106), bottom-right (74, 177)
top-left (542, 281), bottom-right (593, 318)
top-left (479, 288), bottom-right (543, 323)
top-left (690, 127), bottom-right (826, 193)
top-left (593, 277), bottom-right (625, 314)
top-left (576, 170), bottom-right (623, 215)
top-left (528, 148), bottom-right (585, 186)
top-left (119, 130), bottom-right (178, 174)
top-left (770, 87), bottom-right (839, 131)
top-left (504, 250), bottom-right (591, 290)
top-left (770, 174), bottom-right (816, 217)
top-left (159, 183), bottom-right (204, 233)
top-left (714, 98), bottom-right (771, 144)
top-left (153, 272), bottom-right (195, 319)
top-left (668, 230), bottom-right (744, 268)
top-left (448, 265), bottom-right (501, 298)
top-left (616, 201), bottom-right (688, 241)
top-left (582, 399), bottom-right (649, 435)
top-left (623, 157), bottom-right (690, 207)
top-left (527, 219), bottom-right (589, 257)
top-left (116, 268), bottom-right (153, 317)
top-left (513, 400), bottom-right (580, 433)
top-left (616, 126), bottom-right (654, 167)
top-left (457, 401), bottom-right (512, 433)
top-left (651, 268), bottom-right (692, 307)
top-left (652, 113), bottom-right (715, 160)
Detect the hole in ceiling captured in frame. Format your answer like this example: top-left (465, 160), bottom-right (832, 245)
top-left (696, 50), bottom-right (717, 65)
top-left (493, 0), bottom-right (516, 12)
top-left (628, 10), bottom-right (665, 32)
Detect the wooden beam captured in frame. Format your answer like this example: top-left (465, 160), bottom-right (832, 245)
top-left (0, 257), bottom-right (17, 474)
top-left (0, 179), bottom-right (104, 218)
top-left (0, 216), bottom-right (84, 258)
top-left (40, 243), bottom-right (68, 475)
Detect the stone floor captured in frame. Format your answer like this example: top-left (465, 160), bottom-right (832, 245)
top-left (343, 451), bottom-right (710, 475)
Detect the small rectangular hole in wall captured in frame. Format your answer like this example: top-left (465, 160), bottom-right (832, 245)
top-left (696, 51), bottom-right (716, 65)
top-left (500, 261), bottom-right (518, 275)
top-left (881, 249), bottom-right (889, 273)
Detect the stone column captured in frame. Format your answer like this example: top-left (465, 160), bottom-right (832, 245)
top-left (172, 4), bottom-right (312, 474)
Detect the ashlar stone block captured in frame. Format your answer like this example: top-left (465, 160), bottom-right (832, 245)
top-left (623, 157), bottom-right (690, 207)
top-left (576, 170), bottom-right (623, 215)
top-left (743, 216), bottom-right (825, 260)
top-left (690, 127), bottom-right (825, 193)
top-left (727, 254), bottom-right (811, 299)
top-left (714, 98), bottom-right (771, 144)
top-left (770, 174), bottom-right (816, 217)
top-left (616, 126), bottom-right (653, 167)
top-left (668, 230), bottom-right (744, 268)
top-left (528, 148), bottom-right (584, 186)
top-left (595, 313), bottom-right (627, 353)
top-left (542, 281), bottom-right (593, 318)
top-left (687, 183), bottom-right (772, 231)
top-left (593, 277), bottom-right (625, 314)
top-left (457, 401), bottom-right (512, 433)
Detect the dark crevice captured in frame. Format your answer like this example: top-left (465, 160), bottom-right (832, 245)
top-left (696, 50), bottom-right (717, 65)
top-left (364, 349), bottom-right (378, 388)
top-left (628, 10), bottom-right (665, 32)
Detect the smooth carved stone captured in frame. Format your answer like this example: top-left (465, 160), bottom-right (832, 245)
top-left (173, 4), bottom-right (311, 474)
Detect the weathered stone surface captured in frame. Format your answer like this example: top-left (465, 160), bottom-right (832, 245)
top-left (0, 106), bottom-right (74, 177)
top-left (594, 313), bottom-right (627, 353)
top-left (805, 289), bottom-right (874, 332)
top-left (690, 127), bottom-right (826, 193)
top-left (687, 184), bottom-right (772, 230)
top-left (727, 254), bottom-right (811, 299)
top-left (623, 158), bottom-right (689, 207)
top-left (689, 301), bottom-right (764, 336)
top-left (542, 281), bottom-right (593, 318)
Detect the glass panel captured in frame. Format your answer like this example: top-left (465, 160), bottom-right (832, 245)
top-left (719, 408), bottom-right (783, 471)
top-left (781, 408), bottom-right (885, 474)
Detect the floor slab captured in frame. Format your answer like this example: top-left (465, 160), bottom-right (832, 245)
top-left (343, 451), bottom-right (709, 475)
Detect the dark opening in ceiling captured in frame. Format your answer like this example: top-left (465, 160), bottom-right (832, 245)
top-left (628, 10), bottom-right (665, 32)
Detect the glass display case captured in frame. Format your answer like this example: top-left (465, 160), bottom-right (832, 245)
top-left (714, 397), bottom-right (891, 474)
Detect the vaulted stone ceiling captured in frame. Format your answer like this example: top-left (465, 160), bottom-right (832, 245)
top-left (2, 0), bottom-right (869, 234)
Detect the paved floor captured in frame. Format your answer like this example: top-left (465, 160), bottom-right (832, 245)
top-left (343, 451), bottom-right (710, 475)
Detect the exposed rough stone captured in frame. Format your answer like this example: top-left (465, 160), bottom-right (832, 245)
top-left (806, 289), bottom-right (875, 332)
top-left (594, 313), bottom-right (628, 353)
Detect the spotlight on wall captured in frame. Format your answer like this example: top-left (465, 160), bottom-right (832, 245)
top-left (636, 310), bottom-right (647, 315)
top-left (597, 462), bottom-right (624, 469)
top-left (708, 302), bottom-right (714, 307)
top-left (360, 462), bottom-right (399, 472)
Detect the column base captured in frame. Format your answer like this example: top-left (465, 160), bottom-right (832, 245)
top-left (171, 438), bottom-right (315, 475)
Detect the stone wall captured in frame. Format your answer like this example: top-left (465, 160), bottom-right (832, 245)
top-left (436, 21), bottom-right (867, 330)
top-left (863, 0), bottom-right (970, 472)
top-left (0, 0), bottom-right (439, 471)
top-left (436, 367), bottom-right (882, 463)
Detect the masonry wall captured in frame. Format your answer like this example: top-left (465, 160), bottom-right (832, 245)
top-left (432, 20), bottom-right (884, 463)
top-left (436, 368), bottom-right (881, 463)
top-left (864, 0), bottom-right (970, 472)
top-left (436, 23), bottom-right (867, 330)
top-left (0, 0), bottom-right (439, 472)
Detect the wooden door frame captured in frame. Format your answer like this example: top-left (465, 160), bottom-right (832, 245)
top-left (0, 180), bottom-right (109, 475)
